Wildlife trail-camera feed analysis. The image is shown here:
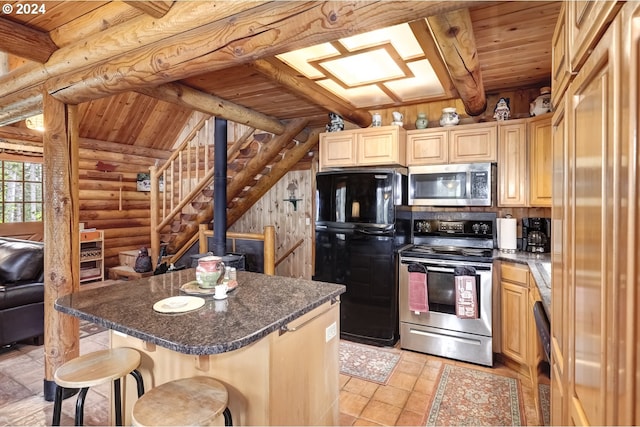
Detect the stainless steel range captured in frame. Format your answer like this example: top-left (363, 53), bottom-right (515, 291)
top-left (398, 211), bottom-right (496, 366)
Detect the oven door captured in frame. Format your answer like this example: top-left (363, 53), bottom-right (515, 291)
top-left (398, 256), bottom-right (492, 337)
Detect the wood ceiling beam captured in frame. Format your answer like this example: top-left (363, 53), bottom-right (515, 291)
top-left (250, 58), bottom-right (372, 128)
top-left (136, 83), bottom-right (286, 135)
top-left (427, 8), bottom-right (487, 116)
top-left (0, 1), bottom-right (482, 123)
top-left (0, 17), bottom-right (58, 63)
top-left (122, 1), bottom-right (174, 18)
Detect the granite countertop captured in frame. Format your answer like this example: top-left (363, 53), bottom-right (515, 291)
top-left (55, 269), bottom-right (345, 355)
top-left (494, 250), bottom-right (551, 317)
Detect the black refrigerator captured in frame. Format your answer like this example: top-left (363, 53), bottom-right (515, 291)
top-left (312, 169), bottom-right (409, 347)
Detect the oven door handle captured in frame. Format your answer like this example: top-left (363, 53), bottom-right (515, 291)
top-left (426, 266), bottom-right (456, 274)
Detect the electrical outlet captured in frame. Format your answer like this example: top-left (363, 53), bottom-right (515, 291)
top-left (305, 217), bottom-right (310, 225)
top-left (325, 322), bottom-right (337, 342)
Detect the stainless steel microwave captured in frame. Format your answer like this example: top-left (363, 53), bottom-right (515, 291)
top-left (408, 163), bottom-right (493, 206)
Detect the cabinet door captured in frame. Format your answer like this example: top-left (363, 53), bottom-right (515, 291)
top-left (448, 123), bottom-right (497, 163)
top-left (567, 0), bottom-right (621, 71)
top-left (498, 121), bottom-right (527, 206)
top-left (501, 281), bottom-right (528, 364)
top-left (357, 126), bottom-right (405, 166)
top-left (405, 129), bottom-right (447, 165)
top-left (529, 115), bottom-right (552, 206)
top-left (552, 3), bottom-right (570, 106)
top-left (319, 132), bottom-right (356, 169)
top-left (567, 19), bottom-right (616, 427)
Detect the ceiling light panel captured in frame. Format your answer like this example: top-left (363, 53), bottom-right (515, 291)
top-left (339, 23), bottom-right (423, 60)
top-left (318, 48), bottom-right (407, 87)
top-left (317, 79), bottom-right (394, 108)
top-left (384, 59), bottom-right (445, 101)
top-left (276, 43), bottom-right (339, 79)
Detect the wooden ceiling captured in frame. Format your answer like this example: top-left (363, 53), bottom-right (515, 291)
top-left (0, 1), bottom-right (561, 152)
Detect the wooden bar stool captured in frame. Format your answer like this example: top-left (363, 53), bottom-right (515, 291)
top-left (52, 347), bottom-right (145, 426)
top-left (131, 376), bottom-right (232, 426)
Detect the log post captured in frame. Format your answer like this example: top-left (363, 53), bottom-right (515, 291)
top-left (42, 92), bottom-right (80, 401)
top-left (263, 225), bottom-right (276, 276)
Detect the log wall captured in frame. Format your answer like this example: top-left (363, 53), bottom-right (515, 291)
top-left (78, 145), bottom-right (167, 269)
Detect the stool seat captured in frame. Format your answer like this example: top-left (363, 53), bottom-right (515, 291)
top-left (54, 348), bottom-right (141, 388)
top-left (132, 376), bottom-right (231, 426)
top-left (52, 347), bottom-right (144, 426)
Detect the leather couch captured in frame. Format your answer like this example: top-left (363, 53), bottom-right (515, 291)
top-left (0, 237), bottom-right (44, 347)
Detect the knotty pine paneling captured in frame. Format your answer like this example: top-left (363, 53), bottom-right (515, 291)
top-left (228, 170), bottom-right (313, 279)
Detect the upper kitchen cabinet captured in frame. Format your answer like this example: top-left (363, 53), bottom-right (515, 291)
top-left (319, 126), bottom-right (406, 171)
top-left (528, 115), bottom-right (552, 207)
top-left (497, 115), bottom-right (552, 207)
top-left (406, 122), bottom-right (497, 166)
top-left (567, 1), bottom-right (622, 71)
top-left (552, 4), bottom-right (570, 106)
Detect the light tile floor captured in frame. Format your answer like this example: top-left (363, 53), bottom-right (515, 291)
top-left (0, 331), bottom-right (542, 426)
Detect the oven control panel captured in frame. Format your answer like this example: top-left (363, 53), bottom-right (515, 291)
top-left (413, 219), bottom-right (493, 237)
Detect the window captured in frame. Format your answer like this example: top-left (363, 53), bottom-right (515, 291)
top-left (1, 160), bottom-right (43, 223)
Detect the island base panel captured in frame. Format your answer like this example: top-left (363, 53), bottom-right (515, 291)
top-left (111, 301), bottom-right (340, 426)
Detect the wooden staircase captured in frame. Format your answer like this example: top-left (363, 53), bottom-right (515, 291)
top-left (149, 115), bottom-right (318, 266)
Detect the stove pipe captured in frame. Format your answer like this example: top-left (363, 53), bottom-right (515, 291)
top-left (212, 118), bottom-right (227, 256)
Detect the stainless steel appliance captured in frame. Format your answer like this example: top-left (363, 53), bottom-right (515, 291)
top-left (408, 163), bottom-right (493, 206)
top-left (398, 211), bottom-right (496, 366)
top-left (313, 169), bottom-right (409, 347)
top-left (522, 217), bottom-right (551, 253)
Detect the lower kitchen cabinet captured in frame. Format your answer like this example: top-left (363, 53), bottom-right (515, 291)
top-left (500, 262), bottom-right (529, 367)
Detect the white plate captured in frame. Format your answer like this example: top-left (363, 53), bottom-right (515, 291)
top-left (153, 296), bottom-right (205, 313)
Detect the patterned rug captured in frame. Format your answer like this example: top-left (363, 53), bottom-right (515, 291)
top-left (426, 364), bottom-right (526, 426)
top-left (79, 319), bottom-right (107, 339)
top-left (539, 383), bottom-right (550, 426)
top-left (339, 340), bottom-right (400, 384)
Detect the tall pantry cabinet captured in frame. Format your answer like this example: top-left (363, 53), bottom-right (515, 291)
top-left (551, 1), bottom-right (638, 425)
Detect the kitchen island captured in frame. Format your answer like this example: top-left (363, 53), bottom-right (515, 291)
top-left (55, 269), bottom-right (345, 426)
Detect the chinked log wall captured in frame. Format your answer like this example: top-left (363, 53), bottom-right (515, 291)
top-left (79, 141), bottom-right (170, 269)
top-left (0, 126), bottom-right (170, 269)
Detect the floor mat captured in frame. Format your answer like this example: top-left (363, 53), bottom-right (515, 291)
top-left (339, 340), bottom-right (400, 385)
top-left (426, 363), bottom-right (526, 426)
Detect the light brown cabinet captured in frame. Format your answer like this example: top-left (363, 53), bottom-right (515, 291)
top-left (319, 126), bottom-right (405, 170)
top-left (497, 120), bottom-right (528, 206)
top-left (497, 115), bottom-right (552, 207)
top-left (551, 4), bottom-right (570, 107)
top-left (528, 115), bottom-right (552, 206)
top-left (552, 2), bottom-right (639, 424)
top-left (500, 262), bottom-right (529, 367)
top-left (406, 122), bottom-right (497, 166)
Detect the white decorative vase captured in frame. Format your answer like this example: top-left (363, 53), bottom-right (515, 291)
top-left (530, 87), bottom-right (552, 116)
top-left (439, 107), bottom-right (459, 127)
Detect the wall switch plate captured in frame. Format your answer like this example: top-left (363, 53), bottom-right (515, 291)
top-left (326, 322), bottom-right (337, 342)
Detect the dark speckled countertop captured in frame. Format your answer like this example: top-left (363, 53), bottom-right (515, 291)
top-left (55, 269), bottom-right (345, 355)
top-left (494, 250), bottom-right (551, 317)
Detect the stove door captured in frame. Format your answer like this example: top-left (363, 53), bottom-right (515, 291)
top-left (398, 258), bottom-right (493, 337)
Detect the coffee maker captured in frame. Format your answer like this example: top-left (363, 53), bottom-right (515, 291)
top-left (522, 217), bottom-right (551, 253)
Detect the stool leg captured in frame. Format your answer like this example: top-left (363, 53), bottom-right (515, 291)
top-left (223, 407), bottom-right (233, 426)
top-left (52, 386), bottom-right (64, 426)
top-left (114, 378), bottom-right (123, 426)
top-left (129, 369), bottom-right (145, 397)
top-left (74, 387), bottom-right (89, 426)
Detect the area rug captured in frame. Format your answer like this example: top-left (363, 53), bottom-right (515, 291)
top-left (79, 319), bottom-right (107, 339)
top-left (339, 340), bottom-right (400, 384)
top-left (426, 364), bottom-right (526, 426)
top-left (539, 383), bottom-right (550, 426)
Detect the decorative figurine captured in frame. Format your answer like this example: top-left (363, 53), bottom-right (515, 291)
top-left (493, 98), bottom-right (511, 121)
top-left (439, 107), bottom-right (460, 127)
top-left (326, 112), bottom-right (344, 132)
top-left (415, 112), bottom-right (428, 129)
top-left (530, 87), bottom-right (552, 116)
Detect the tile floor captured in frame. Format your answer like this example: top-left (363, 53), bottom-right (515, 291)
top-left (0, 328), bottom-right (541, 426)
